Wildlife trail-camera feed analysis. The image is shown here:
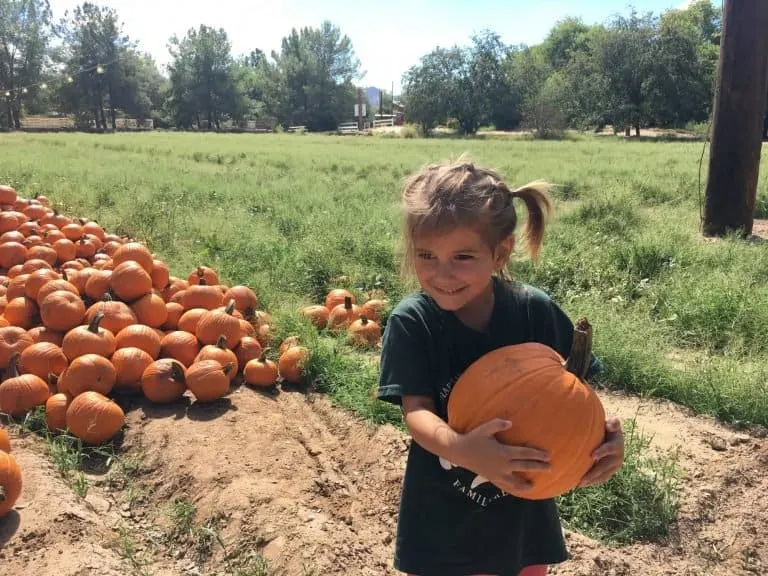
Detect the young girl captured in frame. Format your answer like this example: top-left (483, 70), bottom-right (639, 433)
top-left (377, 157), bottom-right (625, 576)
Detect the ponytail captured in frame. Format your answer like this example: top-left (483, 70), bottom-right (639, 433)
top-left (508, 180), bottom-right (553, 262)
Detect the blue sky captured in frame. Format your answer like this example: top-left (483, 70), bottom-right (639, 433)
top-left (50, 0), bottom-right (694, 93)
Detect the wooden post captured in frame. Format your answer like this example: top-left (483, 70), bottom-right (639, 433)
top-left (357, 87), bottom-right (363, 131)
top-left (703, 0), bottom-right (768, 237)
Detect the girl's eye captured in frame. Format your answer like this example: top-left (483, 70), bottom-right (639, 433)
top-left (417, 252), bottom-right (434, 260)
top-left (454, 254), bottom-right (475, 261)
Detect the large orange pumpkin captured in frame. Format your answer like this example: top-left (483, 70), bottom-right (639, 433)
top-left (446, 319), bottom-right (606, 501)
top-left (0, 450), bottom-right (22, 519)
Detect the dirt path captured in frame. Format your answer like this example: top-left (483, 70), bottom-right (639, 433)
top-left (1, 384), bottom-right (766, 576)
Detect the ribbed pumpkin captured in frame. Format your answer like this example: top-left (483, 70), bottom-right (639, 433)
top-left (4, 296), bottom-right (40, 329)
top-left (446, 319), bottom-right (606, 501)
top-left (278, 346), bottom-right (309, 384)
top-left (162, 302), bottom-right (184, 331)
top-left (187, 265), bottom-right (219, 286)
top-left (195, 300), bottom-right (241, 348)
top-left (66, 391), bottom-right (125, 445)
top-left (62, 312), bottom-right (116, 361)
top-left (141, 359), bottom-right (187, 404)
top-left (0, 353), bottom-right (50, 416)
top-left (45, 392), bottom-right (72, 431)
top-left (27, 326), bottom-right (65, 347)
top-left (112, 347), bottom-right (154, 393)
top-left (130, 292), bottom-right (168, 327)
top-left (300, 305), bottom-right (330, 330)
top-left (325, 288), bottom-right (355, 312)
top-left (160, 331), bottom-right (200, 367)
top-left (0, 326), bottom-right (34, 368)
top-left (327, 297), bottom-right (361, 332)
top-left (234, 336), bottom-right (263, 369)
top-left (111, 242), bottom-right (153, 274)
top-left (243, 350), bottom-right (278, 388)
top-left (19, 342), bottom-right (69, 380)
top-left (40, 290), bottom-right (86, 332)
top-left (186, 359), bottom-right (233, 403)
top-left (360, 298), bottom-right (387, 323)
top-left (222, 285), bottom-right (258, 315)
top-left (115, 324), bottom-right (162, 359)
top-left (61, 353), bottom-right (116, 397)
top-left (0, 450), bottom-right (22, 519)
top-left (347, 315), bottom-right (381, 348)
top-left (195, 336), bottom-right (238, 382)
top-left (110, 260), bottom-right (152, 302)
top-left (85, 295), bottom-right (137, 335)
top-left (183, 280), bottom-right (223, 310)
top-left (150, 260), bottom-right (170, 290)
top-left (177, 308), bottom-right (207, 333)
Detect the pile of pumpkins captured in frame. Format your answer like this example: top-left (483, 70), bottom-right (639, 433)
top-left (0, 183), bottom-right (311, 449)
top-left (299, 288), bottom-right (387, 348)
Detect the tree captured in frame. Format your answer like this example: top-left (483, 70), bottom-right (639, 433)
top-left (401, 47), bottom-right (458, 136)
top-left (58, 3), bottom-right (138, 130)
top-left (268, 21), bottom-right (362, 131)
top-left (167, 25), bottom-right (248, 130)
top-left (0, 0), bottom-right (53, 129)
top-left (592, 10), bottom-right (658, 136)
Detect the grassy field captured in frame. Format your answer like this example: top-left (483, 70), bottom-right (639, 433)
top-left (1, 131), bottom-right (766, 430)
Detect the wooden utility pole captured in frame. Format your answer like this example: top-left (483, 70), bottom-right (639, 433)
top-left (703, 0), bottom-right (768, 237)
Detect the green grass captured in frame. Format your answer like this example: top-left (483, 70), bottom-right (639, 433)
top-left (558, 418), bottom-right (683, 545)
top-left (1, 131), bottom-right (765, 547)
top-left (1, 131), bottom-right (764, 428)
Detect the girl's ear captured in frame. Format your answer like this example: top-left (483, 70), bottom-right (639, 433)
top-left (494, 234), bottom-right (515, 271)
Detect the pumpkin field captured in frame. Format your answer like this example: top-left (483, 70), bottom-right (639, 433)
top-left (0, 130), bottom-right (767, 576)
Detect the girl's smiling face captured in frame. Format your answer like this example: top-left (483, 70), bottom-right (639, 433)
top-left (413, 225), bottom-right (513, 314)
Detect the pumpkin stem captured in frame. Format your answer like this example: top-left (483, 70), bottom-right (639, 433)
top-left (6, 352), bottom-right (20, 379)
top-left (199, 277), bottom-right (207, 286)
top-left (222, 362), bottom-right (235, 375)
top-left (259, 348), bottom-right (270, 363)
top-left (0, 485), bottom-right (6, 502)
top-left (170, 361), bottom-right (186, 384)
top-left (344, 296), bottom-right (352, 310)
top-left (564, 317), bottom-right (593, 381)
top-left (216, 335), bottom-right (228, 349)
top-left (224, 299), bottom-right (236, 315)
top-left (47, 372), bottom-right (59, 393)
top-left (88, 311), bottom-right (105, 333)
top-left (102, 293), bottom-right (113, 302)
top-left (359, 314), bottom-right (368, 325)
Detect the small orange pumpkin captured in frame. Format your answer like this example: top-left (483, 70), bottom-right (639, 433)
top-left (115, 324), bottom-right (162, 359)
top-left (234, 336), bottom-right (263, 369)
top-left (45, 392), bottom-right (72, 431)
top-left (327, 297), bottom-right (361, 332)
top-left (160, 331), bottom-right (200, 367)
top-left (195, 336), bottom-right (238, 382)
top-left (195, 300), bottom-right (241, 349)
top-left (40, 290), bottom-right (86, 333)
top-left (141, 359), bottom-right (187, 404)
top-left (112, 347), bottom-right (154, 393)
top-left (66, 391), bottom-right (125, 445)
top-left (185, 359), bottom-right (233, 403)
top-left (348, 315), bottom-right (381, 348)
top-left (278, 346), bottom-right (309, 384)
top-left (19, 342), bottom-right (69, 380)
top-left (243, 349), bottom-right (278, 388)
top-left (300, 305), bottom-right (330, 330)
top-left (60, 353), bottom-right (116, 397)
top-left (222, 285), bottom-right (258, 315)
top-left (0, 353), bottom-right (50, 416)
top-left (61, 311), bottom-right (116, 361)
top-left (110, 260), bottom-right (152, 302)
top-left (325, 288), bottom-right (355, 312)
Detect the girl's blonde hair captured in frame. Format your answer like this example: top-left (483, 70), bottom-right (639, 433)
top-left (400, 155), bottom-right (553, 279)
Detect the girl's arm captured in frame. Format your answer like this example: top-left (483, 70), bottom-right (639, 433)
top-left (402, 394), bottom-right (552, 494)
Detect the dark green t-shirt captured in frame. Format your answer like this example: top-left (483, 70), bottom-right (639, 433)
top-left (377, 277), bottom-right (601, 576)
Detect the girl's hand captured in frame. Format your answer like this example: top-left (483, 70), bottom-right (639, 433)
top-left (454, 418), bottom-right (552, 494)
top-left (578, 417), bottom-right (625, 488)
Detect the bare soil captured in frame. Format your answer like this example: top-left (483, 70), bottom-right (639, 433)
top-left (1, 384), bottom-right (766, 576)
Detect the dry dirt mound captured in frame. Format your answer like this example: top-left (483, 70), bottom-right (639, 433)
top-left (1, 385), bottom-right (766, 576)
